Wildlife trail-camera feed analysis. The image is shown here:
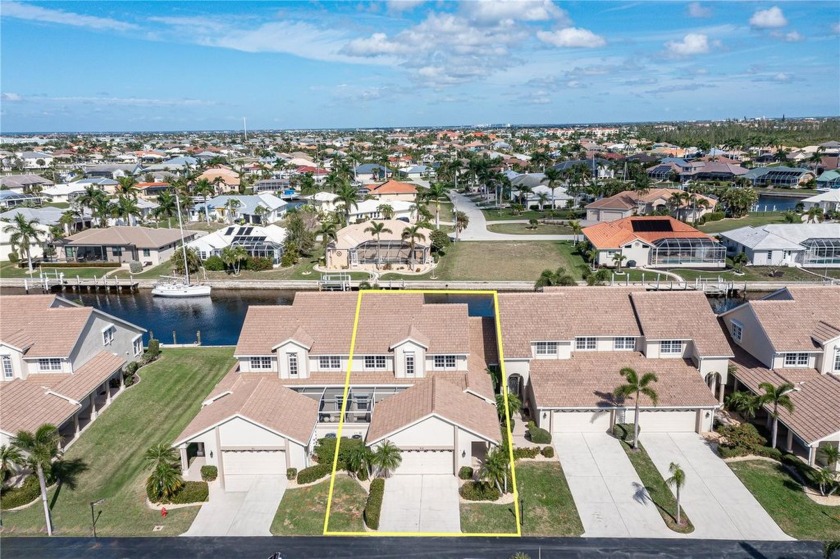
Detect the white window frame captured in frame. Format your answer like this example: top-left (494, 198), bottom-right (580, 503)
top-left (319, 356), bottom-right (341, 370)
top-left (405, 352), bottom-right (415, 377)
top-left (38, 358), bottom-right (62, 371)
top-left (783, 353), bottom-right (809, 367)
top-left (731, 320), bottom-right (743, 342)
top-left (364, 356), bottom-right (386, 370)
top-left (433, 355), bottom-right (457, 369)
top-left (834, 349), bottom-right (840, 372)
top-left (250, 356), bottom-right (272, 370)
top-left (132, 336), bottom-right (143, 357)
top-left (287, 353), bottom-right (299, 377)
top-left (614, 337), bottom-right (635, 351)
top-left (660, 340), bottom-right (683, 354)
top-left (102, 325), bottom-right (115, 346)
top-left (575, 337), bottom-right (596, 351)
top-left (535, 342), bottom-right (558, 356)
top-left (2, 356), bottom-right (13, 379)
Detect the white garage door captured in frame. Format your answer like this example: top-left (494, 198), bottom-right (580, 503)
top-left (395, 450), bottom-right (453, 475)
top-left (223, 450), bottom-right (285, 476)
top-left (638, 410), bottom-right (697, 433)
top-left (553, 410), bottom-right (612, 434)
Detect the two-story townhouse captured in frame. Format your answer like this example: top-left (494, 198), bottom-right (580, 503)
top-left (173, 293), bottom-right (500, 489)
top-left (0, 295), bottom-right (146, 449)
top-left (720, 286), bottom-right (840, 470)
top-left (497, 288), bottom-right (729, 437)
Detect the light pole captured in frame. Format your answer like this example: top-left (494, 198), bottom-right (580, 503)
top-left (90, 498), bottom-right (105, 539)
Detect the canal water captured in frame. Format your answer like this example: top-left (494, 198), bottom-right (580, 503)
top-left (754, 194), bottom-right (805, 212)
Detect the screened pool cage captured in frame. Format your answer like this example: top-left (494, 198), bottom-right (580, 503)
top-left (802, 238), bottom-right (840, 266)
top-left (649, 238), bottom-right (726, 266)
top-left (293, 386), bottom-right (407, 424)
top-left (351, 240), bottom-right (429, 266)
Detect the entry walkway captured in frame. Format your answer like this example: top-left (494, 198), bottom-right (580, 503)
top-left (379, 475), bottom-right (460, 533)
top-left (183, 476), bottom-right (286, 536)
top-left (555, 433), bottom-right (674, 538)
top-left (642, 433), bottom-right (791, 540)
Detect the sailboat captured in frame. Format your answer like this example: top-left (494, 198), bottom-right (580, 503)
top-left (151, 191), bottom-right (211, 298)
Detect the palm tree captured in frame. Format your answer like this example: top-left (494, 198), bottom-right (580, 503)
top-left (819, 444), bottom-right (840, 471)
top-left (224, 198), bottom-right (242, 224)
top-left (372, 441), bottom-right (402, 478)
top-left (758, 382), bottom-right (796, 449)
top-left (454, 211), bottom-right (469, 233)
top-left (424, 182), bottom-right (449, 229)
top-left (345, 444), bottom-right (374, 479)
top-left (114, 195), bottom-right (141, 226)
top-left (364, 221), bottom-right (392, 269)
top-left (192, 178), bottom-right (215, 223)
top-left (536, 192), bottom-right (550, 212)
top-left (569, 220), bottom-right (582, 243)
top-left (613, 367), bottom-right (659, 450)
top-left (144, 443), bottom-right (183, 502)
top-left (0, 444), bottom-right (24, 482)
top-left (116, 175), bottom-right (138, 198)
top-left (221, 245), bottom-right (248, 275)
top-left (479, 446), bottom-right (510, 494)
top-left (335, 183), bottom-right (359, 225)
top-left (12, 424), bottom-right (61, 536)
top-left (3, 213), bottom-right (43, 273)
top-left (400, 224), bottom-right (426, 267)
top-left (725, 391), bottom-right (761, 420)
top-left (317, 220), bottom-right (338, 249)
top-left (813, 467), bottom-right (838, 497)
top-left (154, 191), bottom-right (177, 228)
top-left (612, 252), bottom-right (627, 272)
top-left (665, 462), bottom-right (686, 525)
top-left (379, 203), bottom-right (395, 220)
top-left (534, 267), bottom-right (576, 288)
top-left (253, 204), bottom-right (269, 225)
top-left (91, 196), bottom-right (113, 228)
top-left (495, 392), bottom-right (521, 422)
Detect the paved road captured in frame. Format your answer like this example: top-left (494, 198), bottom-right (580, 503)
top-left (642, 433), bottom-right (791, 541)
top-left (449, 191), bottom-right (574, 242)
top-left (379, 475), bottom-right (460, 533)
top-left (554, 433), bottom-right (674, 538)
top-left (183, 476), bottom-right (286, 537)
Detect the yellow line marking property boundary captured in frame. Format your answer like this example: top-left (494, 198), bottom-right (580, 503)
top-left (323, 289), bottom-right (521, 537)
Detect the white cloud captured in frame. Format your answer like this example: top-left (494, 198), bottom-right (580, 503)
top-left (17, 95), bottom-right (218, 107)
top-left (386, 0), bottom-right (426, 13)
top-left (774, 72), bottom-right (791, 82)
top-left (783, 31), bottom-right (803, 42)
top-left (537, 27), bottom-right (606, 48)
top-left (1, 93), bottom-right (23, 102)
top-left (750, 6), bottom-right (787, 29)
top-left (687, 3), bottom-right (712, 18)
top-left (665, 33), bottom-right (710, 56)
top-left (461, 0), bottom-right (568, 25)
top-left (1, 1), bottom-right (137, 31)
top-left (833, 22), bottom-right (840, 34)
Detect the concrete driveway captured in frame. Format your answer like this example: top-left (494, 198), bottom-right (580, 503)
top-left (183, 476), bottom-right (286, 537)
top-left (555, 433), bottom-right (674, 538)
top-left (378, 475), bottom-right (460, 533)
top-left (642, 433), bottom-right (791, 540)
top-left (448, 191), bottom-right (575, 242)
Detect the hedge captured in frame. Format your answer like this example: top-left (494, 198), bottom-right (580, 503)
top-left (147, 481), bottom-right (209, 504)
top-left (364, 478), bottom-right (385, 530)
top-left (200, 465), bottom-right (217, 482)
top-left (0, 475), bottom-right (41, 509)
top-left (458, 466), bottom-right (474, 480)
top-left (706, 211), bottom-right (725, 222)
top-left (314, 437), bottom-right (364, 471)
top-left (286, 468), bottom-right (298, 480)
top-left (513, 447), bottom-right (541, 460)
top-left (459, 481), bottom-right (501, 501)
top-left (47, 261), bottom-right (121, 269)
top-left (526, 421), bottom-right (552, 444)
top-left (296, 463), bottom-right (332, 484)
top-left (541, 446), bottom-right (555, 459)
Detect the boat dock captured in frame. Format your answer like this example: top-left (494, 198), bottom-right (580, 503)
top-left (24, 272), bottom-right (139, 294)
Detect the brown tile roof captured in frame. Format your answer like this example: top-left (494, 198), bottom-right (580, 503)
top-left (745, 287), bottom-right (840, 352)
top-left (63, 226), bottom-right (197, 249)
top-left (52, 352), bottom-right (126, 402)
top-left (585, 189), bottom-right (715, 211)
top-left (497, 289), bottom-right (643, 358)
top-left (529, 353), bottom-right (719, 409)
top-left (0, 295), bottom-right (93, 357)
top-left (630, 291), bottom-right (733, 357)
top-left (333, 220), bottom-right (432, 251)
top-left (583, 216), bottom-right (714, 249)
top-left (366, 376), bottom-right (501, 444)
top-left (0, 380), bottom-right (79, 435)
top-left (370, 179), bottom-right (417, 195)
top-left (465, 317), bottom-right (497, 402)
top-left (175, 371), bottom-right (319, 446)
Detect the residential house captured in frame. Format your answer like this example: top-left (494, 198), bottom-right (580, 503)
top-left (509, 173), bottom-right (573, 209)
top-left (197, 167), bottom-right (240, 194)
top-left (0, 295), bottom-right (146, 449)
top-left (191, 194), bottom-right (288, 225)
top-left (42, 183), bottom-right (86, 204)
top-left (720, 287), bottom-right (840, 470)
top-left (365, 179), bottom-right (418, 203)
top-left (586, 189), bottom-right (718, 223)
top-left (82, 164), bottom-right (137, 180)
top-left (326, 220), bottom-right (432, 271)
top-left (816, 170), bottom-right (840, 190)
top-left (73, 177), bottom-right (119, 195)
top-left (354, 164), bottom-right (390, 183)
top-left (743, 166), bottom-right (815, 188)
top-left (553, 158), bottom-right (615, 179)
top-left (15, 151), bottom-right (53, 169)
top-left (802, 189), bottom-right (840, 213)
top-left (679, 162), bottom-right (748, 183)
top-left (0, 191), bottom-right (41, 209)
top-left (348, 199), bottom-right (416, 223)
top-left (719, 223), bottom-right (840, 268)
top-left (135, 182), bottom-right (171, 200)
top-left (187, 224), bottom-right (287, 265)
top-left (55, 226), bottom-right (198, 266)
top-left (0, 174), bottom-right (54, 194)
top-left (307, 191), bottom-right (340, 214)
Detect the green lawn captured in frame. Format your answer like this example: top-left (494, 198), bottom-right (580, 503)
top-left (0, 347), bottom-right (235, 536)
top-left (0, 261), bottom-right (119, 280)
top-left (460, 461), bottom-right (584, 536)
top-left (427, 200), bottom-right (454, 224)
top-left (43, 202), bottom-right (70, 209)
top-left (698, 212), bottom-right (788, 234)
top-left (272, 476), bottom-right (367, 535)
top-left (486, 223), bottom-right (573, 235)
top-left (667, 265), bottom-right (840, 283)
top-left (481, 209), bottom-right (559, 222)
top-left (729, 460), bottom-right (840, 541)
top-left (619, 440), bottom-right (693, 533)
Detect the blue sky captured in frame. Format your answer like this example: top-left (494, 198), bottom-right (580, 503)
top-left (1, 1), bottom-right (838, 132)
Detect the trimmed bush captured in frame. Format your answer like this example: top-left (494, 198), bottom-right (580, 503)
top-left (203, 255), bottom-right (225, 271)
top-left (364, 478), bottom-right (385, 530)
top-left (314, 437), bottom-right (364, 471)
top-left (168, 481), bottom-right (209, 504)
top-left (245, 256), bottom-right (273, 271)
top-left (541, 446), bottom-right (555, 459)
top-left (48, 261), bottom-right (121, 269)
top-left (526, 421), bottom-right (552, 444)
top-left (286, 468), bottom-right (298, 481)
top-left (356, 468), bottom-right (369, 482)
top-left (144, 339), bottom-right (160, 363)
top-left (459, 466), bottom-right (474, 480)
top-left (707, 211), bottom-right (725, 222)
top-left (459, 481), bottom-right (501, 501)
top-left (129, 261), bottom-right (143, 273)
top-left (123, 361), bottom-right (140, 386)
top-left (0, 475), bottom-right (40, 509)
top-left (200, 465), bottom-right (218, 482)
top-left (513, 447), bottom-right (541, 460)
top-left (612, 423), bottom-right (639, 443)
top-left (718, 423), bottom-right (766, 452)
top-left (296, 463), bottom-right (331, 485)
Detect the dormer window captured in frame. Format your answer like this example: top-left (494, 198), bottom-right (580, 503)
top-left (783, 353), bottom-right (808, 367)
top-left (614, 337), bottom-right (635, 350)
top-left (433, 355), bottom-right (457, 370)
top-left (731, 320), bottom-right (743, 342)
top-left (2, 356), bottom-right (13, 379)
top-left (319, 356), bottom-right (341, 370)
top-left (38, 358), bottom-right (61, 371)
top-left (364, 356), bottom-right (386, 370)
top-left (288, 353), bottom-right (299, 377)
top-left (250, 357), bottom-right (272, 370)
top-left (660, 340), bottom-right (683, 354)
top-left (575, 337), bottom-right (596, 351)
top-left (535, 342), bottom-right (558, 356)
top-left (834, 349), bottom-right (840, 372)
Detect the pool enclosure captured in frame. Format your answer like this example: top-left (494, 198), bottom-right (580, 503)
top-left (648, 237), bottom-right (726, 267)
top-left (801, 238), bottom-right (840, 266)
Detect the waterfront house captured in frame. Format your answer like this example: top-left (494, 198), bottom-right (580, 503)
top-left (0, 191), bottom-right (41, 210)
top-left (15, 151), bottom-right (53, 169)
top-left (0, 174), bottom-right (54, 194)
top-left (197, 167), bottom-right (240, 194)
top-left (365, 179), bottom-right (418, 203)
top-left (190, 194), bottom-right (287, 225)
top-left (325, 220), bottom-right (433, 271)
top-left (743, 166), bottom-right (815, 188)
top-left (42, 183), bottom-right (86, 204)
top-left (802, 189), bottom-right (840, 213)
top-left (348, 199), bottom-right (416, 223)
top-left (816, 170), bottom-right (840, 190)
top-left (54, 226), bottom-right (198, 266)
top-left (719, 223), bottom-right (840, 268)
top-left (187, 224), bottom-right (287, 265)
top-left (354, 164), bottom-right (390, 183)
top-left (306, 191), bottom-right (340, 213)
top-left (585, 188), bottom-right (717, 223)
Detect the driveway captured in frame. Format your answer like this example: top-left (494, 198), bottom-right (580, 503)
top-left (378, 475), bottom-right (460, 533)
top-left (183, 476), bottom-right (286, 537)
top-left (448, 191), bottom-right (575, 242)
top-left (554, 433), bottom-right (674, 538)
top-left (642, 433), bottom-right (791, 540)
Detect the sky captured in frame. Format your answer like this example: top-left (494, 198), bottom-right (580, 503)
top-left (1, 1), bottom-right (839, 132)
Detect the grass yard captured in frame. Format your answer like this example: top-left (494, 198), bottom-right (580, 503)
top-left (486, 223), bottom-right (574, 235)
top-left (0, 347), bottom-right (235, 536)
top-left (729, 460), bottom-right (840, 541)
top-left (698, 212), bottom-right (788, 234)
top-left (426, 200), bottom-right (454, 224)
top-left (667, 265), bottom-right (840, 283)
top-left (272, 476), bottom-right (367, 535)
top-left (481, 209), bottom-right (559, 222)
top-left (0, 261), bottom-right (119, 280)
top-left (460, 462), bottom-right (584, 536)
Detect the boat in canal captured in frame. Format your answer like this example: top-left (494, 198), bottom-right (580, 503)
top-left (152, 191), bottom-right (211, 298)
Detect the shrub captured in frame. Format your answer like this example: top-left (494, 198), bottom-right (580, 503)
top-left (0, 475), bottom-right (40, 509)
top-left (717, 423), bottom-right (766, 453)
top-left (167, 481), bottom-right (209, 504)
top-left (129, 261), bottom-right (143, 273)
top-left (526, 422), bottom-right (552, 444)
top-left (430, 229), bottom-right (451, 253)
top-left (280, 250), bottom-right (298, 267)
top-left (754, 446), bottom-right (783, 461)
top-left (123, 361), bottom-right (140, 386)
top-left (707, 211), bottom-right (725, 222)
top-left (356, 467), bottom-right (369, 482)
top-left (459, 481), bottom-right (501, 501)
top-left (203, 255), bottom-right (225, 271)
top-left (364, 478), bottom-right (385, 529)
top-left (314, 437), bottom-right (364, 470)
top-left (541, 446), bottom-right (555, 459)
top-left (296, 463), bottom-right (331, 484)
top-left (286, 468), bottom-right (298, 481)
top-left (612, 423), bottom-right (639, 443)
top-left (7, 252), bottom-right (19, 264)
top-left (513, 447), bottom-right (541, 460)
top-left (48, 261), bottom-right (120, 269)
top-left (458, 466), bottom-right (474, 480)
top-left (144, 339), bottom-right (160, 363)
top-left (358, 281), bottom-right (372, 290)
top-left (200, 465), bottom-right (218, 482)
top-left (246, 256), bottom-right (273, 271)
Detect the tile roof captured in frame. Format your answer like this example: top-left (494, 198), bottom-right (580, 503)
top-left (0, 295), bottom-right (93, 357)
top-left (51, 352), bottom-right (126, 402)
top-left (63, 226), bottom-right (196, 249)
top-left (583, 216), bottom-right (715, 249)
top-left (333, 220), bottom-right (432, 251)
top-left (586, 189), bottom-right (716, 211)
top-left (464, 317), bottom-right (497, 402)
top-left (175, 372), bottom-right (319, 446)
top-left (529, 353), bottom-right (719, 409)
top-left (366, 376), bottom-right (501, 444)
top-left (746, 287), bottom-right (840, 352)
top-left (630, 291), bottom-right (733, 357)
top-left (0, 380), bottom-right (79, 436)
top-left (370, 179), bottom-right (417, 195)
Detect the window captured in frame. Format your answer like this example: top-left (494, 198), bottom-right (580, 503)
top-left (614, 337), bottom-right (635, 350)
top-left (405, 353), bottom-right (415, 377)
top-left (2, 356), bottom-right (13, 379)
top-left (731, 321), bottom-right (743, 342)
top-left (133, 337), bottom-right (143, 356)
top-left (102, 326), bottom-right (115, 346)
top-left (38, 358), bottom-right (61, 371)
top-left (834, 350), bottom-right (840, 372)
top-left (112, 247), bottom-right (122, 256)
top-left (364, 356), bottom-right (386, 370)
top-left (433, 355), bottom-right (457, 369)
top-left (143, 249), bottom-right (151, 257)
top-left (660, 340), bottom-right (683, 354)
top-left (575, 337), bottom-right (596, 351)
top-left (535, 342), bottom-right (558, 356)
top-left (288, 353), bottom-right (299, 377)
top-left (250, 356), bottom-right (271, 370)
top-left (319, 356), bottom-right (341, 370)
top-left (783, 353), bottom-right (809, 367)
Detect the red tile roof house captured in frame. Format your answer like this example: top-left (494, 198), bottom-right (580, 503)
top-left (173, 293), bottom-right (500, 489)
top-left (0, 295), bottom-right (146, 450)
top-left (719, 286), bottom-right (840, 471)
top-left (585, 188), bottom-right (718, 224)
top-left (583, 216), bottom-right (726, 269)
top-left (497, 288), bottom-right (731, 436)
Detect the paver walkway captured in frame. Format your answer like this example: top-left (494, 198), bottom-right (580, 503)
top-left (643, 433), bottom-right (791, 540)
top-left (183, 476), bottom-right (286, 537)
top-left (555, 433), bottom-right (674, 538)
top-left (379, 475), bottom-right (460, 533)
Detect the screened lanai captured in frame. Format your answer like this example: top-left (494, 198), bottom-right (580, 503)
top-left (649, 237), bottom-right (726, 267)
top-left (350, 240), bottom-right (429, 266)
top-left (802, 238), bottom-right (840, 266)
top-left (292, 386), bottom-right (408, 424)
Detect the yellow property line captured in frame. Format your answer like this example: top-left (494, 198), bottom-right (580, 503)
top-left (323, 289), bottom-right (520, 537)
